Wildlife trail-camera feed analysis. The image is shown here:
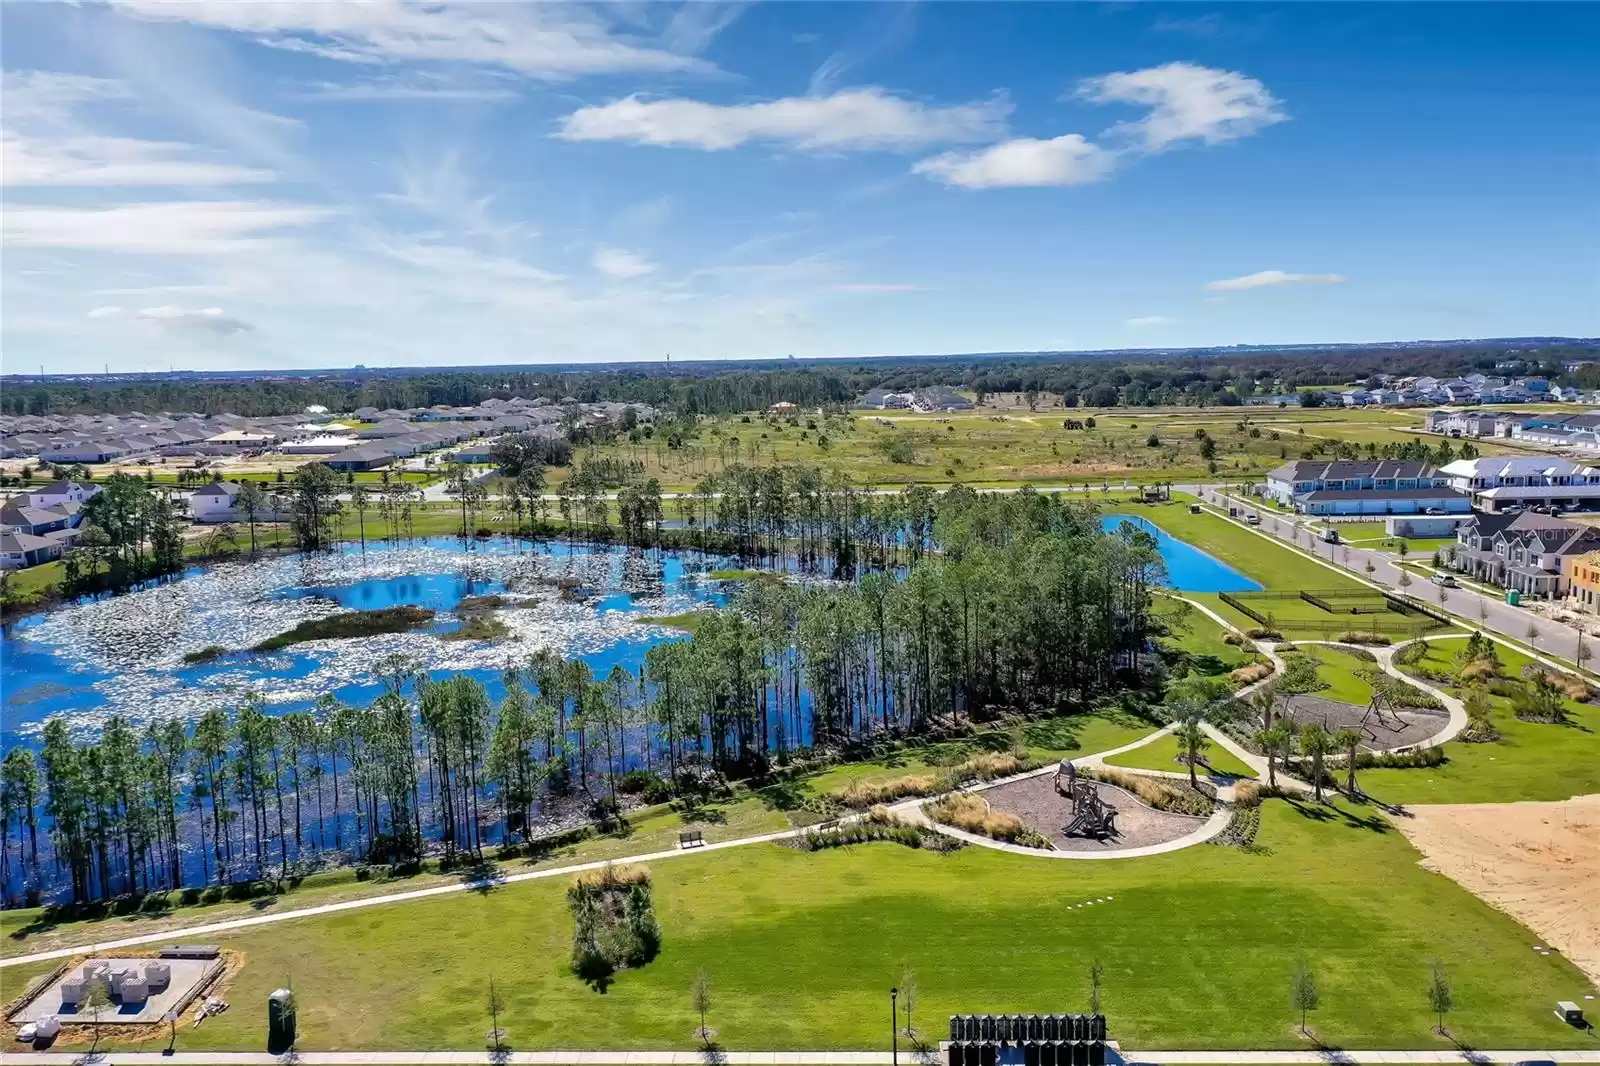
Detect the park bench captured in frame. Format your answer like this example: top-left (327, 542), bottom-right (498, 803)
top-left (816, 819), bottom-right (840, 832)
top-left (677, 829), bottom-right (705, 849)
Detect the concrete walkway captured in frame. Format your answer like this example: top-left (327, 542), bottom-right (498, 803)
top-left (4, 1049), bottom-right (1597, 1065)
top-left (0, 828), bottom-right (802, 971)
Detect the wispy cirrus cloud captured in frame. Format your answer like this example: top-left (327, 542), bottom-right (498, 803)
top-left (1204, 270), bottom-right (1345, 292)
top-left (1125, 314), bottom-right (1177, 328)
top-left (3, 202), bottom-right (333, 254)
top-left (88, 304), bottom-right (254, 334)
top-left (558, 88), bottom-right (1010, 151)
top-left (593, 247), bottom-right (658, 279)
top-left (109, 0), bottom-right (726, 80)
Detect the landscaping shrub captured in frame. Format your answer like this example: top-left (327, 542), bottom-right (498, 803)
top-left (922, 793), bottom-right (1052, 849)
top-left (1460, 661), bottom-right (1500, 684)
top-left (1522, 664), bottom-right (1594, 702)
top-left (1511, 674), bottom-right (1569, 723)
top-left (1229, 662), bottom-right (1274, 686)
top-left (616, 769), bottom-right (672, 803)
top-left (1334, 630), bottom-right (1390, 646)
top-left (828, 752), bottom-right (1038, 807)
top-left (1355, 667), bottom-right (1443, 710)
top-left (1222, 631), bottom-right (1247, 647)
top-left (1394, 640), bottom-right (1429, 666)
top-left (1232, 780), bottom-right (1262, 807)
top-left (568, 864), bottom-right (662, 979)
top-left (1335, 646), bottom-right (1378, 662)
top-left (1246, 626), bottom-right (1283, 640)
top-left (1080, 766), bottom-right (1215, 817)
top-left (181, 645), bottom-right (228, 664)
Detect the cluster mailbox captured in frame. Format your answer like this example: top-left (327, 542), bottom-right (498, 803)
top-left (945, 1014), bottom-right (1108, 1066)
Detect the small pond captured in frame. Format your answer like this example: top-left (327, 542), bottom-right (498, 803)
top-left (1100, 514), bottom-right (1263, 593)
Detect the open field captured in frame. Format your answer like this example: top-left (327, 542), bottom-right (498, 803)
top-left (1362, 637), bottom-right (1600, 803)
top-left (1153, 597), bottom-right (1259, 679)
top-left (8, 797), bottom-right (1593, 1053)
top-left (543, 404), bottom-right (1524, 493)
top-left (1103, 732), bottom-right (1257, 778)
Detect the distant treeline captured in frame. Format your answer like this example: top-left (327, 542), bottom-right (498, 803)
top-left (5, 340), bottom-right (1597, 417)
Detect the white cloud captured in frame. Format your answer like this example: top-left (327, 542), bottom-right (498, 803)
top-left (1078, 61), bottom-right (1285, 152)
top-left (86, 304), bottom-right (254, 334)
top-left (2, 131), bottom-right (275, 186)
top-left (913, 134), bottom-right (1115, 189)
top-left (558, 88), bottom-right (1010, 151)
top-left (1204, 270), bottom-right (1345, 292)
top-left (593, 247), bottom-right (658, 279)
top-left (294, 79), bottom-right (518, 103)
top-left (3, 201), bottom-right (333, 254)
top-left (110, 1), bottom-right (719, 80)
top-left (1125, 314), bottom-right (1177, 328)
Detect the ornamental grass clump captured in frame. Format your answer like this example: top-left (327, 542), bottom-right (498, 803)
top-left (922, 793), bottom-right (1052, 849)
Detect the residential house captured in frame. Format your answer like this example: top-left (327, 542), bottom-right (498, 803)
top-left (0, 531), bottom-right (61, 569)
top-left (1438, 456), bottom-right (1600, 512)
top-left (1566, 551), bottom-right (1600, 613)
top-left (1448, 511), bottom-right (1600, 597)
top-left (188, 481), bottom-right (243, 523)
top-left (1262, 460), bottom-right (1470, 516)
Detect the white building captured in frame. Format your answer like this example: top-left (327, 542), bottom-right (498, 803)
top-left (1439, 456), bottom-right (1600, 512)
top-left (188, 481), bottom-right (243, 522)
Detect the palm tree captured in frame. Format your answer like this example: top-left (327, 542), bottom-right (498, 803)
top-left (1332, 727), bottom-right (1363, 796)
top-left (1177, 719), bottom-right (1210, 788)
top-left (1256, 725), bottom-right (1291, 791)
top-left (1298, 723), bottom-right (1336, 803)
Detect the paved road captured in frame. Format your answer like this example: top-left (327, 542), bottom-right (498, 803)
top-left (1185, 485), bottom-right (1590, 668)
top-left (3, 1049), bottom-right (1597, 1064)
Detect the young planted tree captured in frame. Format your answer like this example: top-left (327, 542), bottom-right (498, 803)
top-left (692, 968), bottom-right (713, 1046)
top-left (1291, 958), bottom-right (1319, 1036)
top-left (899, 960), bottom-right (918, 1038)
top-left (486, 974), bottom-right (508, 1050)
top-left (1089, 959), bottom-right (1104, 1016)
top-left (1426, 959), bottom-right (1453, 1036)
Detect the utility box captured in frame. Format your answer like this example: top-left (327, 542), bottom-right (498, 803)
top-left (1557, 1000), bottom-right (1585, 1026)
top-left (268, 988), bottom-right (296, 1053)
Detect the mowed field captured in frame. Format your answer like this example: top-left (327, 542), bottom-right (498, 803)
top-left (7, 797), bottom-right (1592, 1053)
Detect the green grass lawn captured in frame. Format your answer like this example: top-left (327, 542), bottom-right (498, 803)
top-left (1361, 636), bottom-right (1600, 803)
top-left (26, 797), bottom-right (1593, 1053)
top-left (1294, 645), bottom-right (1380, 706)
top-left (1103, 732), bottom-right (1257, 778)
top-left (1154, 597), bottom-right (1257, 679)
top-left (1136, 498), bottom-right (1368, 594)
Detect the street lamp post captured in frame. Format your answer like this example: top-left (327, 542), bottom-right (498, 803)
top-left (890, 987), bottom-right (899, 1066)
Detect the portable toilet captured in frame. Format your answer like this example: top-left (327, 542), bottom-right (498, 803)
top-left (1506, 588), bottom-right (1522, 606)
top-left (268, 988), bottom-right (296, 1052)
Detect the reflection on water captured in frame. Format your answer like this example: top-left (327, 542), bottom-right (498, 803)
top-left (1, 537), bottom-right (731, 743)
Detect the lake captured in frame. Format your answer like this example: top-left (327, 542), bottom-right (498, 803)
top-left (1100, 514), bottom-right (1263, 593)
top-left (1, 537), bottom-right (732, 747)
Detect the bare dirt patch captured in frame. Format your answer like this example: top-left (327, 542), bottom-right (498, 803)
top-left (1396, 794), bottom-right (1600, 986)
top-left (1280, 694), bottom-right (1450, 750)
top-left (981, 775), bottom-right (1206, 853)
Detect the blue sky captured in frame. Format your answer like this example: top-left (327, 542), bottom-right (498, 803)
top-left (2, 2), bottom-right (1595, 374)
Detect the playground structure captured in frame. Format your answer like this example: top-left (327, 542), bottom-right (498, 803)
top-left (1053, 761), bottom-right (1118, 839)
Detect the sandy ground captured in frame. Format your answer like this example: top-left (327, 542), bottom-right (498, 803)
top-left (1396, 794), bottom-right (1600, 987)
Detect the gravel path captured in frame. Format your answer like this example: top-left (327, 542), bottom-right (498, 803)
top-left (982, 775), bottom-right (1206, 853)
